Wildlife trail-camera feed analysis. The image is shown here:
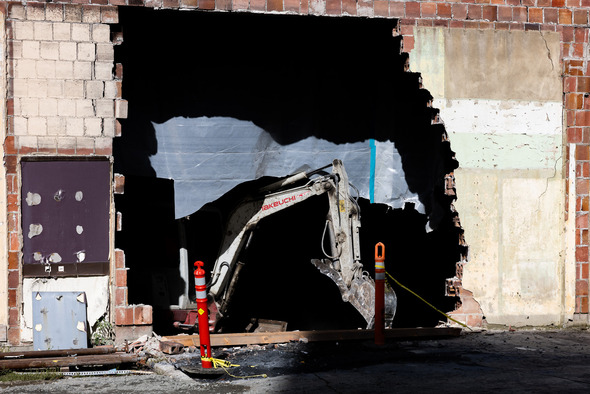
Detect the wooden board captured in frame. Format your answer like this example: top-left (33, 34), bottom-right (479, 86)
top-left (0, 353), bottom-right (139, 370)
top-left (163, 327), bottom-right (462, 348)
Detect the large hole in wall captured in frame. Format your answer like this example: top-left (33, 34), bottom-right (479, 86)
top-left (114, 8), bottom-right (463, 334)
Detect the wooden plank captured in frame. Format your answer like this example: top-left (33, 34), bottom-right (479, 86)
top-left (163, 327), bottom-right (462, 348)
top-left (0, 353), bottom-right (139, 370)
top-left (0, 346), bottom-right (116, 360)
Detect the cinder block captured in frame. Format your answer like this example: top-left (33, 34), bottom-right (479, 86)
top-left (47, 117), bottom-right (67, 136)
top-left (74, 61), bottom-right (92, 79)
top-left (77, 42), bottom-right (96, 61)
top-left (55, 60), bottom-right (74, 79)
top-left (14, 59), bottom-right (36, 79)
top-left (65, 5), bottom-right (83, 22)
top-left (38, 136), bottom-right (58, 151)
top-left (53, 23), bottom-right (71, 41)
top-left (11, 41), bottom-right (23, 59)
top-left (82, 5), bottom-right (102, 23)
top-left (92, 24), bottom-right (111, 42)
top-left (46, 4), bottom-right (65, 22)
top-left (22, 41), bottom-right (40, 59)
top-left (86, 80), bottom-right (104, 99)
top-left (58, 99), bottom-right (76, 117)
top-left (40, 41), bottom-right (59, 60)
top-left (76, 136), bottom-right (95, 152)
top-left (14, 21), bottom-right (34, 40)
top-left (12, 79), bottom-right (27, 97)
top-left (13, 117), bottom-right (28, 136)
top-left (103, 81), bottom-right (117, 99)
top-left (33, 22), bottom-right (53, 41)
top-left (36, 60), bottom-right (56, 79)
top-left (95, 136), bottom-right (113, 155)
top-left (64, 80), bottom-right (84, 98)
top-left (96, 99), bottom-right (115, 117)
top-left (28, 80), bottom-right (49, 98)
top-left (59, 41), bottom-right (77, 61)
top-left (57, 136), bottom-right (77, 152)
top-left (84, 117), bottom-right (103, 136)
top-left (72, 23), bottom-right (90, 42)
top-left (94, 62), bottom-right (113, 80)
top-left (20, 97), bottom-right (39, 117)
top-left (101, 7), bottom-right (119, 24)
top-left (27, 3), bottom-right (46, 21)
top-left (39, 98), bottom-right (58, 117)
top-left (66, 117), bottom-right (84, 136)
top-left (115, 99), bottom-right (128, 119)
top-left (96, 43), bottom-right (114, 61)
top-left (103, 118), bottom-right (116, 137)
top-left (76, 99), bottom-right (95, 117)
top-left (9, 4), bottom-right (26, 20)
top-left (28, 117), bottom-right (48, 135)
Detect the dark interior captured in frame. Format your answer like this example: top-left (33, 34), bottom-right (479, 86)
top-left (113, 7), bottom-right (463, 334)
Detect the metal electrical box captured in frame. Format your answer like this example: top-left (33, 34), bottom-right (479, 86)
top-left (32, 291), bottom-right (88, 351)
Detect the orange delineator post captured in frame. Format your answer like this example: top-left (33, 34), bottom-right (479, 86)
top-left (194, 261), bottom-right (213, 368)
top-left (374, 242), bottom-right (385, 345)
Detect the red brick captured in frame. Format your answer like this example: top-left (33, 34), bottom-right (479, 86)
top-left (7, 327), bottom-right (20, 345)
top-left (576, 279), bottom-right (589, 295)
top-left (538, 0), bottom-right (552, 5)
top-left (574, 27), bottom-right (588, 43)
top-left (562, 25), bottom-right (575, 42)
top-left (216, 0), bottom-right (232, 10)
top-left (374, 1), bottom-right (389, 17)
top-left (572, 43), bottom-right (585, 58)
top-left (544, 8), bottom-right (558, 24)
top-left (566, 60), bottom-right (585, 76)
top-left (582, 263), bottom-right (590, 279)
top-left (326, 0), bottom-right (342, 15)
top-left (8, 289), bottom-right (17, 308)
top-left (116, 268), bottom-right (127, 287)
top-left (437, 3), bottom-right (452, 18)
top-left (511, 6), bottom-right (526, 22)
top-left (453, 4), bottom-right (468, 20)
top-left (8, 252), bottom-right (18, 270)
top-left (115, 287), bottom-right (127, 306)
top-left (433, 19), bottom-right (449, 28)
top-left (559, 9), bottom-right (573, 25)
top-left (576, 246), bottom-right (589, 262)
top-left (578, 296), bottom-right (589, 313)
top-left (100, 6), bottom-right (118, 24)
top-left (552, 0), bottom-right (565, 5)
top-left (233, 0), bottom-right (249, 10)
top-left (8, 270), bottom-right (19, 289)
top-left (564, 76), bottom-right (577, 92)
top-left (467, 5), bottom-right (482, 20)
top-left (421, 2), bottom-right (436, 17)
top-left (529, 7), bottom-right (543, 23)
top-left (142, 305), bottom-right (153, 324)
top-left (568, 126), bottom-right (583, 142)
top-left (268, 0), bottom-right (284, 11)
top-left (114, 173), bottom-right (125, 194)
top-left (115, 249), bottom-right (125, 269)
top-left (482, 5), bottom-right (497, 21)
top-left (9, 232), bottom-right (19, 252)
top-left (574, 9), bottom-right (588, 25)
top-left (163, 0), bottom-right (180, 6)
top-left (497, 5), bottom-right (512, 21)
top-left (567, 0), bottom-right (581, 5)
top-left (8, 308), bottom-right (18, 326)
top-left (389, 1), bottom-right (404, 17)
top-left (115, 306), bottom-right (126, 325)
top-left (566, 94), bottom-right (584, 110)
top-left (404, 36), bottom-right (415, 52)
top-left (339, 0), bottom-right (354, 14)
top-left (125, 307), bottom-right (134, 325)
top-left (250, 0), bottom-right (265, 11)
top-left (583, 229), bottom-right (590, 245)
top-left (406, 2), bottom-right (420, 18)
top-left (576, 111), bottom-right (590, 126)
top-left (300, 0), bottom-right (309, 14)
top-left (577, 213), bottom-right (589, 229)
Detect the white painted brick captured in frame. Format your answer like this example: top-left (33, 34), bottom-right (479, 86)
top-left (28, 80), bottom-right (48, 98)
top-left (64, 5), bottom-right (82, 23)
top-left (104, 81), bottom-right (118, 99)
top-left (64, 80), bottom-right (84, 98)
top-left (96, 43), bottom-right (114, 62)
top-left (72, 23), bottom-right (90, 42)
top-left (46, 5), bottom-right (65, 22)
top-left (115, 99), bottom-right (128, 119)
top-left (96, 99), bottom-right (115, 117)
top-left (13, 79), bottom-right (28, 97)
top-left (55, 61), bottom-right (74, 79)
top-left (28, 117), bottom-right (48, 135)
top-left (83, 7), bottom-right (101, 23)
top-left (48, 80), bottom-right (64, 97)
top-left (15, 21), bottom-right (34, 40)
top-left (86, 80), bottom-right (104, 99)
top-left (27, 5), bottom-right (46, 21)
top-left (66, 117), bottom-right (84, 136)
top-left (39, 98), bottom-right (58, 117)
top-left (14, 59), bottom-right (36, 78)
top-left (74, 61), bottom-right (92, 79)
top-left (20, 98), bottom-right (39, 116)
top-left (53, 23), bottom-right (71, 41)
top-left (94, 62), bottom-right (113, 80)
top-left (85, 118), bottom-right (103, 136)
top-left (36, 60), bottom-right (56, 79)
top-left (92, 24), bottom-right (111, 43)
top-left (76, 99), bottom-right (95, 117)
top-left (11, 41), bottom-right (23, 59)
top-left (34, 22), bottom-right (53, 41)
top-left (13, 98), bottom-right (22, 115)
top-left (57, 99), bottom-right (76, 117)
top-left (22, 41), bottom-right (40, 59)
top-left (47, 117), bottom-right (67, 136)
top-left (103, 118), bottom-right (115, 137)
top-left (9, 5), bottom-right (25, 20)
top-left (13, 117), bottom-right (29, 136)
top-left (77, 42), bottom-right (95, 61)
top-left (38, 137), bottom-right (58, 150)
top-left (40, 41), bottom-right (59, 60)
top-left (59, 42), bottom-right (77, 61)
top-left (17, 137), bottom-right (39, 149)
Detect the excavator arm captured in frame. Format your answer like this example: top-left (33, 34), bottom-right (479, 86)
top-left (206, 159), bottom-right (396, 330)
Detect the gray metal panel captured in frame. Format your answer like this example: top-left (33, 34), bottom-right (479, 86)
top-left (32, 291), bottom-right (88, 351)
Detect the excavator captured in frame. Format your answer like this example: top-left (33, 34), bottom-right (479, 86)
top-left (175, 159), bottom-right (397, 332)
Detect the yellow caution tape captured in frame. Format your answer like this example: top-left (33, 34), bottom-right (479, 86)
top-left (385, 271), bottom-right (471, 331)
top-left (201, 357), bottom-right (268, 379)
